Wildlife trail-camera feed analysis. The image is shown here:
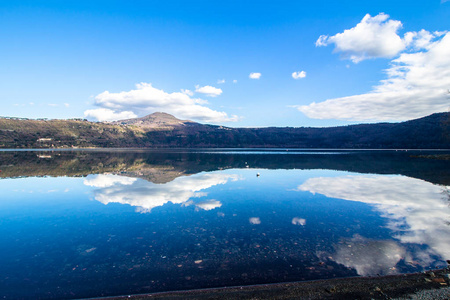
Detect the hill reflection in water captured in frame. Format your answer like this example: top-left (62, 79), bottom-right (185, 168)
top-left (0, 149), bottom-right (449, 299)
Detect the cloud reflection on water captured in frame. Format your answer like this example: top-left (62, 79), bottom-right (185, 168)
top-left (249, 217), bottom-right (261, 224)
top-left (333, 235), bottom-right (408, 276)
top-left (84, 174), bottom-right (137, 188)
top-left (292, 217), bottom-right (306, 226)
top-left (298, 174), bottom-right (450, 269)
top-left (85, 172), bottom-right (239, 213)
top-left (188, 199), bottom-right (223, 211)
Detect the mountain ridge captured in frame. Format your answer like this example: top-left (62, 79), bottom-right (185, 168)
top-left (0, 112), bottom-right (449, 149)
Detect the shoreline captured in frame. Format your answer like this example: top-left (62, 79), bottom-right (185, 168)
top-left (0, 147), bottom-right (450, 154)
top-left (95, 268), bottom-right (450, 300)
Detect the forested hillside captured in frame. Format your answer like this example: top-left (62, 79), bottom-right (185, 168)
top-left (0, 112), bottom-right (449, 149)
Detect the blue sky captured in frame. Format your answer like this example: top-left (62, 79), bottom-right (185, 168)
top-left (1, 0), bottom-right (449, 127)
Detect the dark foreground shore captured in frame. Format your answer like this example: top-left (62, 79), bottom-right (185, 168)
top-left (96, 268), bottom-right (450, 300)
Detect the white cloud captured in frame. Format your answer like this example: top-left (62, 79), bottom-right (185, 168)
top-left (315, 35), bottom-right (329, 47)
top-left (299, 30), bottom-right (450, 122)
top-left (249, 72), bottom-right (261, 79)
top-left (195, 85), bottom-right (223, 97)
top-left (249, 217), bottom-right (261, 224)
top-left (404, 30), bottom-right (446, 50)
top-left (44, 102), bottom-right (71, 108)
top-left (217, 79), bottom-right (226, 84)
top-left (316, 13), bottom-right (447, 63)
top-left (233, 79), bottom-right (238, 83)
top-left (84, 108), bottom-right (137, 122)
top-left (292, 71), bottom-right (307, 79)
top-left (86, 172), bottom-right (239, 213)
top-left (84, 82), bottom-right (238, 123)
top-left (297, 174), bottom-right (450, 262)
top-left (316, 13), bottom-right (405, 63)
top-left (181, 89), bottom-right (194, 96)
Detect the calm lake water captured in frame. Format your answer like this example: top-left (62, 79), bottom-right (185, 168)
top-left (0, 149), bottom-right (449, 299)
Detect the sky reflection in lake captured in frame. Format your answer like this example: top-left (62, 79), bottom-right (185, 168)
top-left (84, 173), bottom-right (239, 213)
top-left (0, 150), bottom-right (449, 299)
top-left (298, 175), bottom-right (450, 265)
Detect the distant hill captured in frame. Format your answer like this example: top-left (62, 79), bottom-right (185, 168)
top-left (0, 112), bottom-right (449, 149)
top-left (112, 112), bottom-right (198, 129)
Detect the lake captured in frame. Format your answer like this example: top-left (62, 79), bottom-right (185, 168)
top-left (0, 149), bottom-right (449, 299)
